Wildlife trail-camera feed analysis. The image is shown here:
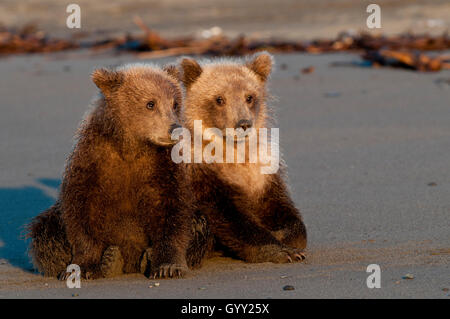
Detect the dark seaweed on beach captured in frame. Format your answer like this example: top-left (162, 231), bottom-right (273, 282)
top-left (0, 24), bottom-right (78, 55)
top-left (1, 19), bottom-right (449, 72)
top-left (361, 50), bottom-right (449, 72)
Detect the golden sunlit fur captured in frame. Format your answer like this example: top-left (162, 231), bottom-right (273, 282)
top-left (177, 52), bottom-right (307, 263)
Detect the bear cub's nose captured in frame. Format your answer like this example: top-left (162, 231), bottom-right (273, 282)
top-left (169, 123), bottom-right (182, 134)
top-left (235, 119), bottom-right (253, 131)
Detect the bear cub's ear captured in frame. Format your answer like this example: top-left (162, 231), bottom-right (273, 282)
top-left (163, 64), bottom-right (181, 81)
top-left (246, 52), bottom-right (273, 82)
top-left (179, 58), bottom-right (202, 88)
top-left (91, 68), bottom-right (123, 94)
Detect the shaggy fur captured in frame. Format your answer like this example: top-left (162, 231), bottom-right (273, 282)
top-left (27, 202), bottom-right (71, 277)
top-left (28, 64), bottom-right (202, 279)
top-left (177, 52), bottom-right (307, 263)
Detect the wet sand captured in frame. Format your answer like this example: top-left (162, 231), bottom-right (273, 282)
top-left (0, 51), bottom-right (449, 298)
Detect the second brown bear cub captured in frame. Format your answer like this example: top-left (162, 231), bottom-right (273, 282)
top-left (31, 64), bottom-right (193, 279)
top-left (179, 53), bottom-right (307, 263)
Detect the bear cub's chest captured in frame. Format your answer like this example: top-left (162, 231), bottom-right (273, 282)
top-left (215, 163), bottom-right (268, 197)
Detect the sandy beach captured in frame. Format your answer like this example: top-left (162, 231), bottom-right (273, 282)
top-left (1, 0), bottom-right (449, 300)
top-left (0, 50), bottom-right (449, 298)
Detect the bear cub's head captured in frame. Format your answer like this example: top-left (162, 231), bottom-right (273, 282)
top-left (92, 63), bottom-right (182, 146)
top-left (178, 52), bottom-right (273, 135)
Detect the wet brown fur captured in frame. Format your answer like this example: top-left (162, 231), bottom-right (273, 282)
top-left (28, 64), bottom-right (196, 279)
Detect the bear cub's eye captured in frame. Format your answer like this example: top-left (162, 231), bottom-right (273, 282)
top-left (173, 101), bottom-right (178, 110)
top-left (146, 101), bottom-right (155, 110)
top-left (246, 95), bottom-right (253, 104)
top-left (216, 96), bottom-right (224, 106)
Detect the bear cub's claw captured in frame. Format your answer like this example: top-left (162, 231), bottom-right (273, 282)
top-left (151, 263), bottom-right (188, 279)
top-left (281, 247), bottom-right (306, 262)
top-left (253, 245), bottom-right (306, 263)
top-left (57, 270), bottom-right (71, 281)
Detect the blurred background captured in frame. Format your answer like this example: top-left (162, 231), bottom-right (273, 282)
top-left (1, 0), bottom-right (449, 40)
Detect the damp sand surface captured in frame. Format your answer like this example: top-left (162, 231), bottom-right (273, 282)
top-left (0, 51), bottom-right (449, 298)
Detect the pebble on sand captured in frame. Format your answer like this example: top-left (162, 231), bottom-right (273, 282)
top-left (402, 274), bottom-right (414, 280)
top-left (301, 66), bottom-right (315, 74)
top-left (324, 91), bottom-right (341, 98)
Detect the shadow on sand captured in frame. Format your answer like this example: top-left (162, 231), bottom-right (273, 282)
top-left (0, 178), bottom-right (60, 271)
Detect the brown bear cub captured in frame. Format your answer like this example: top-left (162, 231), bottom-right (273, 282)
top-left (28, 64), bottom-right (197, 279)
top-left (177, 52), bottom-right (307, 263)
